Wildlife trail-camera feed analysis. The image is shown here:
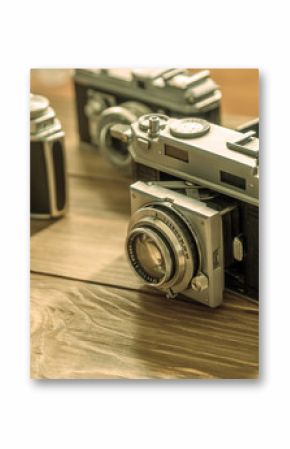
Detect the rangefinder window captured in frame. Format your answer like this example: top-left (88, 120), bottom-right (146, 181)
top-left (220, 171), bottom-right (246, 190)
top-left (165, 144), bottom-right (189, 163)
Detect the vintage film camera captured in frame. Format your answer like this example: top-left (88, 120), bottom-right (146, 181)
top-left (30, 94), bottom-right (68, 218)
top-left (74, 68), bottom-right (222, 172)
top-left (112, 114), bottom-right (259, 307)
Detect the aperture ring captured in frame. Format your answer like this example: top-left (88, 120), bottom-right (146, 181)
top-left (127, 205), bottom-right (199, 293)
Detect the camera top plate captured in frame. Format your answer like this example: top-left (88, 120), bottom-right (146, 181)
top-left (74, 69), bottom-right (222, 115)
top-left (128, 114), bottom-right (259, 206)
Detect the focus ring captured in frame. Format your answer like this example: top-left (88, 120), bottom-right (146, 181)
top-left (127, 226), bottom-right (174, 286)
top-left (126, 204), bottom-right (199, 293)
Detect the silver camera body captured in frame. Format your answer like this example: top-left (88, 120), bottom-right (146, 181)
top-left (128, 181), bottom-right (234, 307)
top-left (125, 115), bottom-right (259, 206)
top-left (116, 114), bottom-right (259, 307)
top-left (30, 94), bottom-right (67, 218)
top-left (74, 68), bottom-right (222, 172)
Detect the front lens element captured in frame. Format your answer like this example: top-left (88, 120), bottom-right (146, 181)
top-left (126, 205), bottom-right (200, 292)
top-left (135, 233), bottom-right (166, 281)
top-left (127, 227), bottom-right (173, 285)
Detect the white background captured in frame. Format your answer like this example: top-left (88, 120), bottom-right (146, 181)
top-left (0, 1), bottom-right (289, 447)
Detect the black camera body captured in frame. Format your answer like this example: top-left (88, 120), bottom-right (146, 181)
top-left (30, 94), bottom-right (67, 218)
top-left (74, 69), bottom-right (222, 171)
top-left (114, 114), bottom-right (259, 306)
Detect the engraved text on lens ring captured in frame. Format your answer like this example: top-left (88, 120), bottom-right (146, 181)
top-left (157, 213), bottom-right (190, 260)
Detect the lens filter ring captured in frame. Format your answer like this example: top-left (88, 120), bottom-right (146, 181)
top-left (127, 205), bottom-right (199, 292)
top-left (126, 226), bottom-right (173, 286)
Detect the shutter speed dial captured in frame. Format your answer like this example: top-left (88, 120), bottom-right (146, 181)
top-left (170, 118), bottom-right (210, 138)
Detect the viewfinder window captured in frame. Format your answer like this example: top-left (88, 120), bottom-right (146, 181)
top-left (220, 171), bottom-right (246, 190)
top-left (165, 145), bottom-right (189, 163)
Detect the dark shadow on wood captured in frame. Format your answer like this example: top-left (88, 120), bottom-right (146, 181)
top-left (30, 217), bottom-right (64, 237)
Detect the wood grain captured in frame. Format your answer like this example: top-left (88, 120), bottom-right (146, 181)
top-left (30, 175), bottom-right (141, 289)
top-left (31, 274), bottom-right (258, 379)
top-left (30, 69), bottom-right (259, 379)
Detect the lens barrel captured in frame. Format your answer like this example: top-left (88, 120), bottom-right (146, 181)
top-left (126, 204), bottom-right (199, 293)
top-left (97, 102), bottom-right (151, 172)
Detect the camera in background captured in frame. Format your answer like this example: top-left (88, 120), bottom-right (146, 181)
top-left (30, 93), bottom-right (68, 218)
top-left (74, 68), bottom-right (222, 174)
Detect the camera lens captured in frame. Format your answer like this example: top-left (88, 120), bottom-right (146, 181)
top-left (109, 136), bottom-right (130, 157)
top-left (98, 102), bottom-right (151, 172)
top-left (135, 234), bottom-right (165, 279)
top-left (128, 226), bottom-right (173, 284)
top-left (126, 205), bottom-right (199, 292)
top-left (135, 233), bottom-right (165, 279)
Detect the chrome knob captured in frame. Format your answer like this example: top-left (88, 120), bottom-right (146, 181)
top-left (191, 274), bottom-right (209, 292)
top-left (148, 116), bottom-right (160, 136)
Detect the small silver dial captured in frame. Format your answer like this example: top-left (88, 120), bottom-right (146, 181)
top-left (170, 118), bottom-right (210, 138)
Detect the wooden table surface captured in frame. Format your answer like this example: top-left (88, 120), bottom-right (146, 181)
top-left (30, 69), bottom-right (259, 379)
